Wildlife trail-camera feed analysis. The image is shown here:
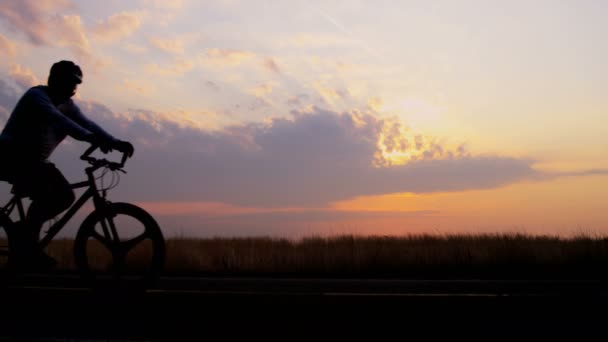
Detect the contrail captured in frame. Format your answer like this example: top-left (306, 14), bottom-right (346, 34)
top-left (316, 8), bottom-right (351, 36)
top-left (304, 1), bottom-right (385, 63)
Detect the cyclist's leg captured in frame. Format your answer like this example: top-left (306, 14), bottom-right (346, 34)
top-left (25, 162), bottom-right (75, 241)
top-left (11, 162), bottom-right (74, 268)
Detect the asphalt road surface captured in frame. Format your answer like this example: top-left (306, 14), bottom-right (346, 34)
top-left (1, 274), bottom-right (608, 340)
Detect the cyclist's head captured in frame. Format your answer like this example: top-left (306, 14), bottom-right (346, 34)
top-left (48, 60), bottom-right (82, 99)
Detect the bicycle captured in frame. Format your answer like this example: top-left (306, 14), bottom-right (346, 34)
top-left (0, 144), bottom-right (165, 289)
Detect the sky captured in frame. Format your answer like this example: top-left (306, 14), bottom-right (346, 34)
top-left (0, 0), bottom-right (606, 238)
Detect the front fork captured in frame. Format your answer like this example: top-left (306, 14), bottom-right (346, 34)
top-left (93, 192), bottom-right (119, 245)
top-left (94, 195), bottom-right (126, 274)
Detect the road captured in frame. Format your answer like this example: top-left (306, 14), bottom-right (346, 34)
top-left (1, 274), bottom-right (608, 340)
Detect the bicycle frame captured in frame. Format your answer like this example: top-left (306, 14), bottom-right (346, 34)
top-left (1, 161), bottom-right (113, 250)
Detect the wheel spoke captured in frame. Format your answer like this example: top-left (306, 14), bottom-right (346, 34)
top-left (122, 232), bottom-right (149, 252)
top-left (74, 203), bottom-right (165, 288)
top-left (90, 230), bottom-right (112, 250)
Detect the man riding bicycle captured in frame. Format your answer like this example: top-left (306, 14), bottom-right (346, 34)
top-left (0, 60), bottom-right (134, 271)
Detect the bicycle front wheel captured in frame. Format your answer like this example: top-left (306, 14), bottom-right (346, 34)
top-left (74, 202), bottom-right (165, 289)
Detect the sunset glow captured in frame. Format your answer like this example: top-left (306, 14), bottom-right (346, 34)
top-left (0, 0), bottom-right (606, 237)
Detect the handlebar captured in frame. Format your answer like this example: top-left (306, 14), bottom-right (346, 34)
top-left (80, 144), bottom-right (129, 172)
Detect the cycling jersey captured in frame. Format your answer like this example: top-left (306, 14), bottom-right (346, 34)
top-left (0, 85), bottom-right (116, 162)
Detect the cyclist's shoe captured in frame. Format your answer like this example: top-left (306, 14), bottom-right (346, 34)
top-left (10, 227), bottom-right (57, 272)
top-left (10, 250), bottom-right (57, 272)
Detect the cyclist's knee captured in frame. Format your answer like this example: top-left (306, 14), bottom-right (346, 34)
top-left (38, 186), bottom-right (74, 217)
top-left (55, 187), bottom-right (75, 212)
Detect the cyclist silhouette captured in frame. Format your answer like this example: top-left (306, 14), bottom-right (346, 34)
top-left (0, 60), bottom-right (134, 271)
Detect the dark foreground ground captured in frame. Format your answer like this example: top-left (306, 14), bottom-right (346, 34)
top-left (1, 275), bottom-right (608, 340)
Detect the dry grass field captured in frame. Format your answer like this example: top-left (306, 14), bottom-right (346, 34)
top-left (43, 233), bottom-right (608, 279)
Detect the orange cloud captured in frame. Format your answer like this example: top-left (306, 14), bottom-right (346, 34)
top-left (201, 48), bottom-right (255, 67)
top-left (92, 11), bottom-right (142, 43)
top-left (251, 83), bottom-right (273, 97)
top-left (142, 0), bottom-right (184, 10)
top-left (0, 1), bottom-right (101, 61)
top-left (314, 84), bottom-right (349, 106)
top-left (123, 43), bottom-right (147, 54)
top-left (133, 201), bottom-right (277, 216)
top-left (148, 33), bottom-right (203, 55)
top-left (117, 78), bottom-right (155, 96)
top-left (145, 58), bottom-right (195, 76)
top-left (149, 37), bottom-right (185, 54)
top-left (0, 34), bottom-right (16, 56)
top-left (367, 97), bottom-right (383, 111)
top-left (0, 0), bottom-right (74, 45)
top-left (9, 64), bottom-right (40, 89)
top-left (55, 15), bottom-right (91, 57)
top-left (143, 0), bottom-right (187, 26)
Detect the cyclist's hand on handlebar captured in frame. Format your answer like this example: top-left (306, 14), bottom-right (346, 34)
top-left (82, 134), bottom-right (114, 154)
top-left (113, 140), bottom-right (134, 158)
top-left (99, 140), bottom-right (113, 154)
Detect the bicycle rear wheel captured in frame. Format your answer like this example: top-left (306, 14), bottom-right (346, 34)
top-left (0, 213), bottom-right (13, 273)
top-left (74, 202), bottom-right (165, 290)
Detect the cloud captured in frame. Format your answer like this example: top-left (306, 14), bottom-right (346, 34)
top-left (263, 57), bottom-right (281, 74)
top-left (367, 97), bottom-right (383, 111)
top-left (117, 78), bottom-right (155, 96)
top-left (91, 11), bottom-right (142, 43)
top-left (148, 33), bottom-right (202, 55)
top-left (0, 33), bottom-right (16, 56)
top-left (147, 207), bottom-right (441, 237)
top-left (43, 102), bottom-right (548, 208)
top-left (0, 78), bottom-right (17, 106)
top-left (0, 106), bottom-right (8, 123)
top-left (201, 48), bottom-right (255, 67)
top-left (251, 83), bottom-right (273, 97)
top-left (315, 84), bottom-right (350, 107)
top-left (123, 42), bottom-right (147, 54)
top-left (149, 37), bottom-right (185, 55)
top-left (0, 1), bottom-right (93, 58)
top-left (0, 0), bottom-right (74, 45)
top-left (205, 80), bottom-right (220, 91)
top-left (287, 94), bottom-right (310, 107)
top-left (9, 64), bottom-right (41, 89)
top-left (140, 0), bottom-right (185, 27)
top-left (142, 0), bottom-right (184, 10)
top-left (548, 169), bottom-right (608, 178)
top-left (0, 79), bottom-right (18, 121)
top-left (287, 33), bottom-right (359, 49)
top-left (51, 14), bottom-right (91, 57)
top-left (145, 58), bottom-right (195, 76)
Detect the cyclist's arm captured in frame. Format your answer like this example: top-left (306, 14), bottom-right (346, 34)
top-left (62, 100), bottom-right (118, 144)
top-left (27, 87), bottom-right (92, 141)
